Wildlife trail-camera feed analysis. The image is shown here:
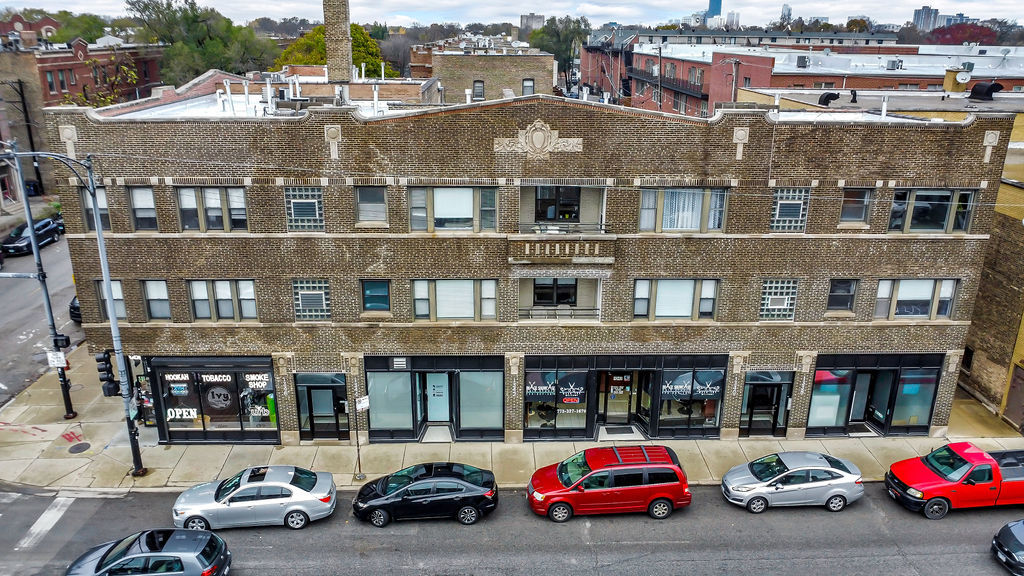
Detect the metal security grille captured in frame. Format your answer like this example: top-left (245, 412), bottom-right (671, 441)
top-left (293, 279), bottom-right (331, 320)
top-left (285, 187), bottom-right (324, 231)
top-left (770, 188), bottom-right (810, 232)
top-left (760, 279), bottom-right (798, 320)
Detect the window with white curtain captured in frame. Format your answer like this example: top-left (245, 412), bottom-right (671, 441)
top-left (634, 279), bottom-right (718, 320)
top-left (130, 187), bottom-right (157, 230)
top-left (409, 187), bottom-right (496, 232)
top-left (875, 279), bottom-right (957, 320)
top-left (143, 280), bottom-right (171, 320)
top-left (178, 187), bottom-right (247, 231)
top-left (189, 280), bottom-right (257, 321)
top-left (356, 186), bottom-right (388, 222)
top-left (81, 187), bottom-right (110, 231)
top-left (639, 187), bottom-right (726, 232)
top-left (96, 280), bottom-right (126, 320)
top-left (412, 279), bottom-right (497, 321)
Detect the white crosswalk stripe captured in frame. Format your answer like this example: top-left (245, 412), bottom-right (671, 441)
top-left (0, 492), bottom-right (20, 504)
top-left (14, 497), bottom-right (75, 551)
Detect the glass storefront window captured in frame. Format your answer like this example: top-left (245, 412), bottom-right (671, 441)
top-left (198, 373), bottom-right (241, 430)
top-left (658, 369), bottom-right (724, 428)
top-left (368, 372), bottom-right (413, 430)
top-left (240, 372), bottom-right (276, 429)
top-left (556, 372), bottom-right (587, 430)
top-left (525, 371), bottom-right (587, 430)
top-left (525, 371), bottom-right (557, 429)
top-left (808, 370), bottom-right (852, 428)
top-left (892, 368), bottom-right (938, 427)
top-left (459, 371), bottom-right (503, 429)
top-left (162, 372), bottom-right (201, 430)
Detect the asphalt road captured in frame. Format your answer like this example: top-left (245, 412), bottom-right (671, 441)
top-left (0, 236), bottom-right (83, 406)
top-left (1, 484), bottom-right (1019, 576)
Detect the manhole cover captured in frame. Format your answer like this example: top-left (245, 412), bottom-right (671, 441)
top-left (68, 442), bottom-right (91, 454)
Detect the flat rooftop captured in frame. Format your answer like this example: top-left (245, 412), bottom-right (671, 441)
top-left (747, 88), bottom-right (1024, 113)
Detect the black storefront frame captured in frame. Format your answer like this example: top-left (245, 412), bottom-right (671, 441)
top-left (364, 356), bottom-right (505, 442)
top-left (523, 355), bottom-right (728, 440)
top-left (807, 353), bottom-right (944, 437)
top-left (149, 356), bottom-right (280, 444)
top-left (294, 373), bottom-right (349, 441)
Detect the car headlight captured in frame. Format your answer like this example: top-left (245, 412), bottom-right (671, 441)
top-left (732, 485), bottom-right (756, 492)
top-left (353, 500), bottom-right (368, 509)
top-left (906, 488), bottom-right (924, 499)
top-left (532, 492), bottom-right (545, 502)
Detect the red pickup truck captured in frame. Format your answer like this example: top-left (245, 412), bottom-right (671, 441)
top-left (885, 441), bottom-right (1024, 519)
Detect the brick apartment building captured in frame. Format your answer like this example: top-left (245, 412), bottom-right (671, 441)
top-left (45, 0), bottom-right (1013, 447)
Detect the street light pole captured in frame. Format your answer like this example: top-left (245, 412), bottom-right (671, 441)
top-left (1, 143), bottom-right (146, 477)
top-left (2, 141), bottom-right (75, 419)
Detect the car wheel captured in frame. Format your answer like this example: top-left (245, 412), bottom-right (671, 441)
top-left (648, 498), bottom-right (673, 520)
top-left (285, 510), bottom-right (308, 530)
top-left (548, 502), bottom-right (573, 523)
top-left (456, 505), bottom-right (479, 525)
top-left (369, 508), bottom-right (391, 528)
top-left (923, 498), bottom-right (949, 520)
top-left (746, 496), bottom-right (768, 514)
top-left (184, 516), bottom-right (209, 531)
top-left (826, 495), bottom-right (846, 512)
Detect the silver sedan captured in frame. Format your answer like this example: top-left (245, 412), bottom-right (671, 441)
top-left (173, 465), bottom-right (337, 530)
top-left (721, 451), bottom-right (863, 513)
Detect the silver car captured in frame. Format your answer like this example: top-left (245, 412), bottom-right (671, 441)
top-left (173, 465), bottom-right (337, 530)
top-left (721, 451), bottom-right (863, 514)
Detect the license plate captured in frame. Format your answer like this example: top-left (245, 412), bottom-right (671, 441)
top-left (888, 489), bottom-right (897, 500)
top-left (224, 566), bottom-right (230, 575)
top-left (998, 550), bottom-right (1007, 562)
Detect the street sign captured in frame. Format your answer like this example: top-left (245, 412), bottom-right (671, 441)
top-left (47, 351), bottom-right (66, 368)
top-left (356, 395), bottom-right (370, 412)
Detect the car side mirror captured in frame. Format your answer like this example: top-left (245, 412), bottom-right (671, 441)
top-left (773, 484), bottom-right (783, 490)
top-left (963, 478), bottom-right (976, 486)
top-left (576, 485), bottom-right (585, 492)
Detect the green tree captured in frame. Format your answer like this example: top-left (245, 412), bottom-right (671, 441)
top-left (63, 51), bottom-right (139, 107)
top-left (529, 15), bottom-right (590, 87)
top-left (273, 25), bottom-right (327, 69)
top-left (846, 18), bottom-right (869, 32)
top-left (351, 23), bottom-right (398, 77)
top-left (368, 21), bottom-right (389, 40)
top-left (127, 0), bottom-right (279, 86)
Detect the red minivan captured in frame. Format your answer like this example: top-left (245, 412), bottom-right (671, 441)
top-left (526, 445), bottom-right (691, 522)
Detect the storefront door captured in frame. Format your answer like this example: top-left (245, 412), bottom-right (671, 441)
top-left (295, 374), bottom-right (349, 441)
top-left (599, 372), bottom-right (634, 425)
top-left (424, 373), bottom-right (450, 422)
top-left (863, 370), bottom-right (896, 433)
top-left (746, 385), bottom-right (781, 435)
top-left (740, 371), bottom-right (792, 437)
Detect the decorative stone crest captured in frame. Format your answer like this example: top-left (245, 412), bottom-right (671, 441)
top-left (493, 119), bottom-right (582, 159)
top-left (58, 125), bottom-right (78, 159)
top-left (983, 130), bottom-right (1000, 164)
top-left (732, 127), bottom-right (749, 160)
top-left (324, 125), bottom-right (342, 160)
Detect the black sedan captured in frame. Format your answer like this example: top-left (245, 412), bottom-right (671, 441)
top-left (2, 217), bottom-right (61, 255)
top-left (353, 462), bottom-right (498, 527)
top-left (65, 529), bottom-right (230, 576)
top-left (994, 519), bottom-right (1024, 575)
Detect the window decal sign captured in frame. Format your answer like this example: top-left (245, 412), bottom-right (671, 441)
top-left (525, 372), bottom-right (556, 401)
top-left (206, 386), bottom-right (233, 409)
top-left (167, 407), bottom-right (198, 420)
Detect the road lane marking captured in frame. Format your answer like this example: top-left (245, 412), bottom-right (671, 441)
top-left (0, 493), bottom-right (19, 504)
top-left (14, 497), bottom-right (74, 550)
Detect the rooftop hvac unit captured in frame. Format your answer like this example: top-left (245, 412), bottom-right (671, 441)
top-left (885, 59), bottom-right (899, 70)
top-left (796, 55), bottom-right (809, 68)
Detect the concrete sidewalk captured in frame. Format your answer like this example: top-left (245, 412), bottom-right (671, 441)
top-left (1, 344), bottom-right (1022, 493)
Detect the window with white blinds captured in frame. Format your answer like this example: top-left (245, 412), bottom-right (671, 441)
top-left (640, 187), bottom-right (726, 232)
top-left (413, 279), bottom-right (497, 321)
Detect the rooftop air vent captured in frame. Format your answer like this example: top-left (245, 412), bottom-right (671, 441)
top-left (968, 81), bottom-right (1004, 101)
top-left (818, 92), bottom-right (840, 106)
top-left (796, 55), bottom-right (809, 68)
top-left (885, 59), bottom-right (899, 70)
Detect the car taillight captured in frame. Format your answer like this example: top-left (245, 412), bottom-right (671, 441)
top-left (483, 488), bottom-right (495, 498)
top-left (201, 565), bottom-right (218, 576)
top-left (855, 478), bottom-right (863, 484)
top-left (319, 494), bottom-right (332, 503)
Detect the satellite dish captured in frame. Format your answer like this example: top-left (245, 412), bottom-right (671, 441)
top-left (956, 71), bottom-right (971, 83)
top-left (458, 41), bottom-right (466, 49)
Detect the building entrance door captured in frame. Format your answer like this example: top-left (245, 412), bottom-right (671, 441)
top-left (296, 385), bottom-right (349, 440)
top-left (423, 372), bottom-right (451, 422)
top-left (863, 370), bottom-right (896, 434)
top-left (740, 372), bottom-right (792, 437)
top-left (599, 371), bottom-right (634, 425)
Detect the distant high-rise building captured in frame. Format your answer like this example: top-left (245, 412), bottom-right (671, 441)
top-left (726, 11), bottom-right (741, 28)
top-left (808, 16), bottom-right (829, 24)
top-left (912, 6), bottom-right (939, 32)
top-left (781, 4), bottom-right (792, 22)
top-left (520, 13), bottom-right (544, 34)
top-left (943, 12), bottom-right (978, 26)
top-left (707, 0), bottom-right (722, 18)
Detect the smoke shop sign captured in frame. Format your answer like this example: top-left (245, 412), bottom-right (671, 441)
top-left (244, 372), bottom-right (271, 390)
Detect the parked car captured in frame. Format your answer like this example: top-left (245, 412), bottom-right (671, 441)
top-left (69, 296), bottom-right (82, 323)
top-left (2, 217), bottom-right (61, 255)
top-left (886, 441), bottom-right (1024, 520)
top-left (65, 529), bottom-right (230, 576)
top-left (173, 465), bottom-right (336, 530)
top-left (993, 519), bottom-right (1024, 575)
top-left (0, 250), bottom-right (4, 270)
top-left (353, 462), bottom-right (498, 527)
top-left (526, 445), bottom-right (691, 523)
top-left (721, 451), bottom-right (863, 514)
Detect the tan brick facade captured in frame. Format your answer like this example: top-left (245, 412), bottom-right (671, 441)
top-left (431, 54), bottom-right (554, 101)
top-left (45, 96), bottom-right (1012, 445)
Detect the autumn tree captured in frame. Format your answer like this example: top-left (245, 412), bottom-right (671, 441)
top-left (846, 18), bottom-right (869, 32)
top-left (529, 15), bottom-right (590, 87)
top-left (927, 23), bottom-right (998, 45)
top-left (63, 50), bottom-right (139, 107)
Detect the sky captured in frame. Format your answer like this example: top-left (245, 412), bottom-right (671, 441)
top-left (2, 0), bottom-right (1022, 30)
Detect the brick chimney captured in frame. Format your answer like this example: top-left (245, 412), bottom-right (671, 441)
top-left (324, 0), bottom-right (352, 83)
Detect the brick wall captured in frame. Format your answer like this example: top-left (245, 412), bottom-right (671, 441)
top-left (431, 54), bottom-right (554, 101)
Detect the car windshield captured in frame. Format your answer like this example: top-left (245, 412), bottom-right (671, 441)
top-left (289, 467), bottom-right (318, 492)
top-left (923, 445), bottom-right (972, 482)
top-left (380, 464), bottom-right (428, 495)
top-left (198, 534), bottom-right (224, 566)
top-left (823, 455), bottom-right (851, 474)
top-left (749, 453), bottom-right (789, 481)
top-left (557, 451), bottom-right (592, 488)
top-left (9, 224), bottom-right (27, 238)
top-left (215, 469), bottom-right (246, 501)
top-left (99, 532), bottom-right (143, 570)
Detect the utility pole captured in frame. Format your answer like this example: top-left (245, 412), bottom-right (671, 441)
top-left (0, 141), bottom-right (74, 419)
top-left (657, 45), bottom-right (664, 112)
top-left (1, 143), bottom-right (146, 477)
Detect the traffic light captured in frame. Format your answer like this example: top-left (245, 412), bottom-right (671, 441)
top-left (95, 349), bottom-right (119, 397)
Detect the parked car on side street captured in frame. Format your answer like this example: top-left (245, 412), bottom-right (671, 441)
top-left (886, 441), bottom-right (1024, 520)
top-left (2, 217), bottom-right (61, 255)
top-left (173, 465), bottom-right (336, 530)
top-left (993, 519), bottom-right (1024, 575)
top-left (69, 296), bottom-right (82, 323)
top-left (527, 445), bottom-right (691, 523)
top-left (65, 529), bottom-right (231, 576)
top-left (721, 451), bottom-right (863, 514)
top-left (352, 462), bottom-right (498, 527)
